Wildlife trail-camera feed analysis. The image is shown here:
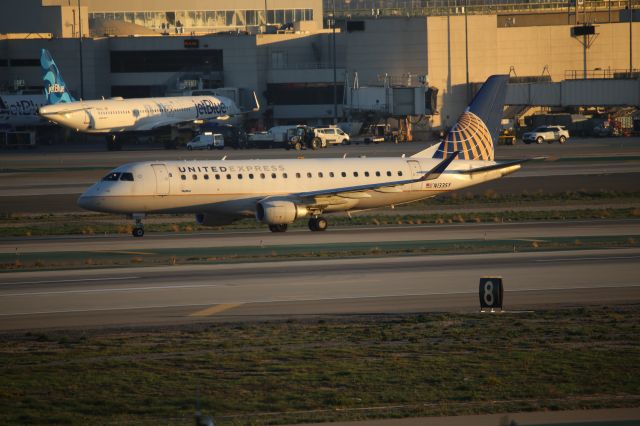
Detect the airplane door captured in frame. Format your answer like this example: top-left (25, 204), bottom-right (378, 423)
top-left (151, 164), bottom-right (170, 195)
top-left (407, 160), bottom-right (422, 191)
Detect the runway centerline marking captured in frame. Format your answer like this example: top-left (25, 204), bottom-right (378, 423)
top-left (190, 303), bottom-right (243, 317)
top-left (535, 255), bottom-right (640, 263)
top-left (94, 250), bottom-right (155, 255)
top-left (0, 283), bottom-right (223, 297)
top-left (0, 276), bottom-right (140, 286)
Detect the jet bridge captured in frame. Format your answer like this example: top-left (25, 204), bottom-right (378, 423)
top-left (506, 78), bottom-right (640, 107)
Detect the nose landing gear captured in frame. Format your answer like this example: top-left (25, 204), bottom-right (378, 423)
top-left (131, 213), bottom-right (145, 237)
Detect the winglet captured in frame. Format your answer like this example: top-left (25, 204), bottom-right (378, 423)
top-left (420, 150), bottom-right (459, 181)
top-left (40, 49), bottom-right (76, 105)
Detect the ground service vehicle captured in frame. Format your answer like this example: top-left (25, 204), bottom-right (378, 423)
top-left (198, 124), bottom-right (247, 149)
top-left (352, 123), bottom-right (404, 144)
top-left (286, 125), bottom-right (323, 150)
top-left (186, 133), bottom-right (224, 150)
top-left (314, 127), bottom-right (350, 145)
top-left (522, 125), bottom-right (570, 144)
top-left (247, 125), bottom-right (297, 148)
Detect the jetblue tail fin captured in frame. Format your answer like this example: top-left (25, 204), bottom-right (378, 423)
top-left (40, 49), bottom-right (76, 104)
top-left (425, 75), bottom-right (508, 161)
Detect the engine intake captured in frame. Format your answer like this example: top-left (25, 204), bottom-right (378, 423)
top-left (256, 200), bottom-right (308, 225)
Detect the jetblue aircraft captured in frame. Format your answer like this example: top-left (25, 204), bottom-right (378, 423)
top-left (0, 93), bottom-right (48, 128)
top-left (37, 49), bottom-right (253, 148)
top-left (79, 75), bottom-right (526, 237)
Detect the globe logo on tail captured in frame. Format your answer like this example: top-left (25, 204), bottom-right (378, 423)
top-left (433, 110), bottom-right (494, 161)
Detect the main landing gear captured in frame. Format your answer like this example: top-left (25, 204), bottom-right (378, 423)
top-left (131, 214), bottom-right (145, 237)
top-left (308, 217), bottom-right (328, 232)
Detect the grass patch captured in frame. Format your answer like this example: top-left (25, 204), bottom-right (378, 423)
top-left (1, 305), bottom-right (639, 424)
top-left (0, 207), bottom-right (639, 238)
top-left (1, 235), bottom-right (638, 271)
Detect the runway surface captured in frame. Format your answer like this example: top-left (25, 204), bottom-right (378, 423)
top-left (1, 248), bottom-right (639, 331)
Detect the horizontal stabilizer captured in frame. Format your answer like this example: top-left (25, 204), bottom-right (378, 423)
top-left (459, 158), bottom-right (532, 174)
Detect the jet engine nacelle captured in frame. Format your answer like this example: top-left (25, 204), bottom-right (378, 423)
top-left (195, 213), bottom-right (239, 227)
top-left (255, 200), bottom-right (308, 225)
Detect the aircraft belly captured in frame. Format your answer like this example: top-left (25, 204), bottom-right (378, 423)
top-left (346, 191), bottom-right (430, 210)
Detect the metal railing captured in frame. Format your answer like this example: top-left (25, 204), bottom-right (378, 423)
top-left (564, 68), bottom-right (640, 79)
top-left (327, 0), bottom-right (636, 17)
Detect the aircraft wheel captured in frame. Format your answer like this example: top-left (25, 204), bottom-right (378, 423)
top-left (268, 224), bottom-right (288, 233)
top-left (308, 217), bottom-right (328, 232)
top-left (132, 227), bottom-right (144, 237)
top-left (311, 138), bottom-right (321, 150)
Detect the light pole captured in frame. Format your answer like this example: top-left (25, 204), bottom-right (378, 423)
top-left (630, 0), bottom-right (633, 72)
top-left (332, 0), bottom-right (338, 124)
top-left (78, 0), bottom-right (84, 99)
top-left (464, 0), bottom-right (470, 103)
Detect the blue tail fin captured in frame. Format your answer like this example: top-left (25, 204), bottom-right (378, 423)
top-left (433, 75), bottom-right (508, 161)
top-left (40, 49), bottom-right (76, 104)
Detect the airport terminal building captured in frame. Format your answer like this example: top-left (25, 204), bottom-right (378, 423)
top-left (0, 0), bottom-right (638, 129)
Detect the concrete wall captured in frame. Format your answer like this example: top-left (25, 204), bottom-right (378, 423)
top-left (344, 18), bottom-right (428, 87)
top-left (0, 0), bottom-right (89, 38)
top-left (426, 15), bottom-right (640, 127)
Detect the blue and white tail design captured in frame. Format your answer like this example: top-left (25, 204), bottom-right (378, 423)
top-left (432, 75), bottom-right (508, 161)
top-left (40, 49), bottom-right (76, 105)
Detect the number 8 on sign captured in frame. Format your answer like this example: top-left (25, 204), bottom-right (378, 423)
top-left (479, 277), bottom-right (503, 310)
top-left (483, 281), bottom-right (494, 306)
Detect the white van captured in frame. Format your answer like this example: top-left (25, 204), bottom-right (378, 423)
top-left (186, 133), bottom-right (224, 150)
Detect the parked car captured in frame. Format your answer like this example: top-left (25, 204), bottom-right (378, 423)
top-left (522, 125), bottom-right (570, 144)
top-left (186, 133), bottom-right (224, 150)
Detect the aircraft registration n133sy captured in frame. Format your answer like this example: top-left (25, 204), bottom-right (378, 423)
top-left (79, 75), bottom-right (527, 237)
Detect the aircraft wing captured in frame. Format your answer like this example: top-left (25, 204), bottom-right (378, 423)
top-left (293, 151), bottom-right (459, 203)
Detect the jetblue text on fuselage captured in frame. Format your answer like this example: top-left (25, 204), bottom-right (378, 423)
top-left (195, 99), bottom-right (227, 118)
top-left (8, 100), bottom-right (41, 116)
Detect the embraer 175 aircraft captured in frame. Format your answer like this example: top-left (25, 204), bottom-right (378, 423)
top-left (37, 49), bottom-right (253, 148)
top-left (79, 75), bottom-right (526, 237)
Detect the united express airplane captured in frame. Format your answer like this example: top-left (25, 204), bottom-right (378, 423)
top-left (79, 75), bottom-right (526, 237)
top-left (37, 49), bottom-right (253, 147)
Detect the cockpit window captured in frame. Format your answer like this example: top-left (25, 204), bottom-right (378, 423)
top-left (120, 172), bottom-right (134, 181)
top-left (102, 172), bottom-right (121, 181)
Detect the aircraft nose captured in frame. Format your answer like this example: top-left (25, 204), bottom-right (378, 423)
top-left (77, 195), bottom-right (101, 212)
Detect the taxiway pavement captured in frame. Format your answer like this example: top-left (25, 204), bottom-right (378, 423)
top-left (1, 248), bottom-right (638, 331)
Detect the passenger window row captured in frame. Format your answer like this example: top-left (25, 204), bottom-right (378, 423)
top-left (179, 170), bottom-right (404, 181)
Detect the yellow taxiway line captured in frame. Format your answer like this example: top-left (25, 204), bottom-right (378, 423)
top-left (189, 303), bottom-right (243, 317)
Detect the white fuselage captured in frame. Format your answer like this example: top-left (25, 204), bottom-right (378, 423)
top-left (78, 157), bottom-right (520, 219)
top-left (38, 95), bottom-right (238, 133)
